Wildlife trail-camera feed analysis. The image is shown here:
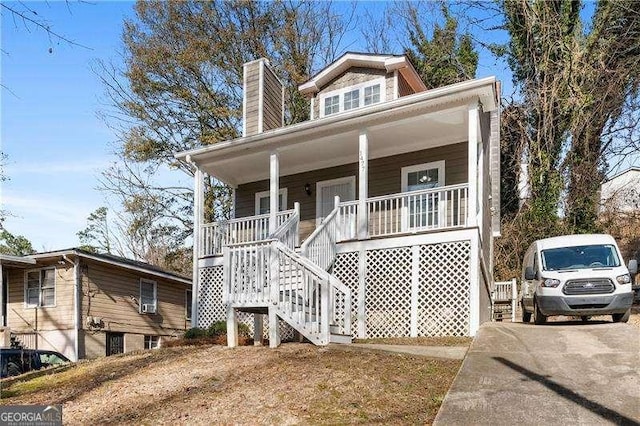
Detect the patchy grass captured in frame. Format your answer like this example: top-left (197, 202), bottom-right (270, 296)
top-left (354, 336), bottom-right (472, 346)
top-left (0, 343), bottom-right (461, 424)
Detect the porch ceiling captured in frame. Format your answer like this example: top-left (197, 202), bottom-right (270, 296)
top-left (180, 76), bottom-right (498, 187)
top-left (197, 105), bottom-right (469, 187)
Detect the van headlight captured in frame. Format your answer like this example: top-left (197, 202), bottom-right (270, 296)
top-left (541, 278), bottom-right (561, 287)
top-left (616, 274), bottom-right (632, 285)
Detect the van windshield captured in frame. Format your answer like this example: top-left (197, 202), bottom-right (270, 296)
top-left (541, 244), bottom-right (621, 271)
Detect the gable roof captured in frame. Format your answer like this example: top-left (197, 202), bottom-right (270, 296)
top-left (604, 166), bottom-right (640, 183)
top-left (2, 248), bottom-right (191, 285)
top-left (298, 52), bottom-right (427, 96)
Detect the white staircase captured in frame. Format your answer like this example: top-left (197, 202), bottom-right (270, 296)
top-left (223, 202), bottom-right (352, 347)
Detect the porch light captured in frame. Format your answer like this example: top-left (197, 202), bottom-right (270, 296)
top-left (304, 183), bottom-right (312, 196)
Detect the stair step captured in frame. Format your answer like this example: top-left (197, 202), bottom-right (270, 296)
top-left (329, 333), bottom-right (352, 344)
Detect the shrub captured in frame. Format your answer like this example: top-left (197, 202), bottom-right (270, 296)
top-left (183, 327), bottom-right (207, 339)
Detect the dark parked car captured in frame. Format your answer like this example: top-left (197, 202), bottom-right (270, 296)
top-left (0, 349), bottom-right (71, 378)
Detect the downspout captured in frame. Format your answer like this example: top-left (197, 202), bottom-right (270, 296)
top-left (64, 254), bottom-right (80, 361)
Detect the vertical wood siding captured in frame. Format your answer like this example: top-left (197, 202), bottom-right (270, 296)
top-left (398, 73), bottom-right (415, 97)
top-left (262, 64), bottom-right (283, 131)
top-left (244, 62), bottom-right (260, 136)
top-left (235, 142), bottom-right (468, 240)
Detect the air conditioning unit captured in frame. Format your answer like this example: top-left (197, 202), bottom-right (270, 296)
top-left (141, 304), bottom-right (156, 314)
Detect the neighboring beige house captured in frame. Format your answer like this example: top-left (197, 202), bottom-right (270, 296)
top-left (600, 166), bottom-right (640, 212)
top-left (0, 249), bottom-right (191, 361)
top-left (176, 52), bottom-right (501, 347)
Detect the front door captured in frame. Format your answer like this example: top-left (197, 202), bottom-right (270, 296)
top-left (106, 332), bottom-right (124, 356)
top-left (401, 161), bottom-right (445, 230)
top-left (316, 176), bottom-right (356, 225)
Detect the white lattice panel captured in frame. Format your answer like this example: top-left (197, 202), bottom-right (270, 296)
top-left (332, 252), bottom-right (359, 336)
top-left (365, 247), bottom-right (412, 338)
top-left (418, 241), bottom-right (470, 336)
top-left (236, 312), bottom-right (295, 342)
top-left (198, 266), bottom-right (224, 328)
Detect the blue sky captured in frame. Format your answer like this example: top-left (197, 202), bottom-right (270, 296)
top-left (1, 1), bottom-right (135, 251)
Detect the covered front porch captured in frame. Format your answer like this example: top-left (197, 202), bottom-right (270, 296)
top-left (178, 77), bottom-right (499, 342)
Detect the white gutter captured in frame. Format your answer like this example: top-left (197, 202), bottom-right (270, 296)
top-left (64, 254), bottom-right (81, 362)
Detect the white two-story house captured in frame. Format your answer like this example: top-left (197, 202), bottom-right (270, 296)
top-left (176, 52), bottom-right (501, 347)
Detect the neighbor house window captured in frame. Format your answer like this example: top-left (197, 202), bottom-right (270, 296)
top-left (324, 95), bottom-right (340, 116)
top-left (25, 268), bottom-right (56, 308)
top-left (144, 335), bottom-right (160, 349)
top-left (320, 78), bottom-right (385, 117)
top-left (185, 290), bottom-right (192, 321)
top-left (139, 279), bottom-right (157, 314)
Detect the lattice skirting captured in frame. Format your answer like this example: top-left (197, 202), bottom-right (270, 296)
top-left (198, 266), bottom-right (225, 328)
top-left (333, 240), bottom-right (472, 338)
top-left (197, 267), bottom-right (294, 341)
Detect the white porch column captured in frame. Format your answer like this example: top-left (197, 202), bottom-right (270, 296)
top-left (191, 165), bottom-right (204, 328)
top-left (358, 131), bottom-right (369, 239)
top-left (269, 151), bottom-right (280, 235)
top-left (467, 103), bottom-right (479, 228)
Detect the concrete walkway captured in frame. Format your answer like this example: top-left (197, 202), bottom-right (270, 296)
top-left (330, 343), bottom-right (468, 360)
top-left (434, 322), bottom-right (640, 425)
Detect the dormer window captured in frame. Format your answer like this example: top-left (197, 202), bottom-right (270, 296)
top-left (320, 78), bottom-right (386, 117)
top-left (364, 84), bottom-right (381, 106)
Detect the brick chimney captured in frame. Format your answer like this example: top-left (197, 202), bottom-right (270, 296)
top-left (242, 58), bottom-right (284, 137)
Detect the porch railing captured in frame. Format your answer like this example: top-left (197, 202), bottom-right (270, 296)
top-left (201, 209), bottom-right (294, 257)
top-left (366, 184), bottom-right (469, 237)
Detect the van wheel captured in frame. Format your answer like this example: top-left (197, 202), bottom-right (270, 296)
top-left (522, 302), bottom-right (532, 323)
top-left (612, 309), bottom-right (630, 323)
top-left (533, 300), bottom-right (547, 325)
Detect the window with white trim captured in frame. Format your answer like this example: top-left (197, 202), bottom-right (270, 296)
top-left (364, 84), bottom-right (381, 106)
top-left (144, 335), bottom-right (160, 349)
top-left (139, 279), bottom-right (157, 314)
top-left (320, 78), bottom-right (385, 117)
top-left (401, 161), bottom-right (446, 229)
top-left (255, 188), bottom-right (287, 215)
top-left (324, 95), bottom-right (340, 116)
top-left (25, 268), bottom-right (55, 308)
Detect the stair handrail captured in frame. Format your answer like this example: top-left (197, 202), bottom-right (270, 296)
top-left (274, 242), bottom-right (352, 341)
top-left (270, 202), bottom-right (300, 249)
top-left (301, 196), bottom-right (340, 271)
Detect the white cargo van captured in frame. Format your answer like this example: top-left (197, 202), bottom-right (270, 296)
top-left (521, 234), bottom-right (637, 324)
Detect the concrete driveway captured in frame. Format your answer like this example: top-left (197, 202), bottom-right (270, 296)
top-left (434, 322), bottom-right (640, 425)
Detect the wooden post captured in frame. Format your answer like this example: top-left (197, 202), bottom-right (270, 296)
top-left (269, 151), bottom-right (280, 235)
top-left (268, 306), bottom-right (280, 348)
top-left (358, 131), bottom-right (369, 240)
top-left (191, 166), bottom-right (204, 328)
top-left (253, 315), bottom-right (263, 346)
top-left (468, 103), bottom-right (479, 228)
top-left (226, 305), bottom-right (238, 348)
top-left (294, 201), bottom-right (300, 247)
top-left (410, 245), bottom-right (420, 337)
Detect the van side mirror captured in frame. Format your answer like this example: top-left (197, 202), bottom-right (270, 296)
top-left (524, 266), bottom-right (536, 281)
top-left (628, 259), bottom-right (638, 276)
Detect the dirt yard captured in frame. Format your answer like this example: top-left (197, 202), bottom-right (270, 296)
top-left (0, 343), bottom-right (461, 425)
